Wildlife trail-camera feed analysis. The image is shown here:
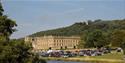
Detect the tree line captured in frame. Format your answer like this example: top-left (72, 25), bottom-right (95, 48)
top-left (30, 19), bottom-right (125, 37)
top-left (30, 19), bottom-right (125, 54)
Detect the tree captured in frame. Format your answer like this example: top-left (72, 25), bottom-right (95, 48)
top-left (110, 30), bottom-right (125, 55)
top-left (0, 2), bottom-right (46, 63)
top-left (78, 35), bottom-right (85, 49)
top-left (0, 2), bottom-right (4, 16)
top-left (0, 39), bottom-right (46, 63)
top-left (78, 40), bottom-right (85, 49)
top-left (0, 2), bottom-right (17, 41)
top-left (84, 30), bottom-right (108, 48)
top-left (121, 43), bottom-right (125, 55)
top-left (110, 30), bottom-right (125, 47)
top-left (84, 32), bottom-right (95, 48)
top-left (87, 20), bottom-right (93, 25)
top-left (94, 19), bottom-right (102, 22)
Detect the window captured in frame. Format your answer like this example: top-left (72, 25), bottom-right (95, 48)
top-left (49, 47), bottom-right (52, 50)
top-left (65, 46), bottom-right (67, 49)
top-left (60, 46), bottom-right (63, 49)
top-left (74, 46), bottom-right (76, 49)
top-left (32, 38), bottom-right (35, 41)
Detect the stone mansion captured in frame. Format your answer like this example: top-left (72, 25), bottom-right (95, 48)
top-left (25, 36), bottom-right (80, 50)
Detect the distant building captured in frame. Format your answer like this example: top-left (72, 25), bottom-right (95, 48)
top-left (25, 36), bottom-right (80, 50)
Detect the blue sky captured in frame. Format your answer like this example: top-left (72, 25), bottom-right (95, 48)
top-left (2, 0), bottom-right (125, 39)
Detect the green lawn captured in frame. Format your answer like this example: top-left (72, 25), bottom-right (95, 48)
top-left (70, 51), bottom-right (124, 63)
top-left (41, 51), bottom-right (124, 63)
top-left (91, 52), bottom-right (123, 60)
top-left (74, 48), bottom-right (124, 60)
top-left (76, 51), bottom-right (124, 60)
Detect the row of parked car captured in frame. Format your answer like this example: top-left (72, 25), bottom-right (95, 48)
top-left (35, 47), bottom-right (118, 57)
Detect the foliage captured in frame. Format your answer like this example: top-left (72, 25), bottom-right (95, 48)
top-left (110, 30), bottom-right (125, 47)
top-left (0, 2), bottom-right (46, 63)
top-left (110, 30), bottom-right (125, 54)
top-left (29, 19), bottom-right (125, 49)
top-left (29, 19), bottom-right (125, 52)
top-left (30, 19), bottom-right (125, 37)
top-left (0, 2), bottom-right (4, 16)
top-left (0, 2), bottom-right (17, 41)
top-left (84, 30), bottom-right (108, 48)
top-left (77, 35), bottom-right (85, 49)
top-left (0, 40), bottom-right (46, 63)
top-left (121, 43), bottom-right (125, 54)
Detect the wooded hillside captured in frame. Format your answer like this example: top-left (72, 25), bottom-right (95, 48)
top-left (29, 19), bottom-right (125, 37)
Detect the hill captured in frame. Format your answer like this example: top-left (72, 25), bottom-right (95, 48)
top-left (29, 19), bottom-right (125, 37)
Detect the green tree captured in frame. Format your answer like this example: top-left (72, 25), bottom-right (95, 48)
top-left (84, 32), bottom-right (95, 48)
top-left (0, 2), bottom-right (17, 41)
top-left (0, 2), bottom-right (4, 16)
top-left (84, 30), bottom-right (108, 48)
top-left (78, 35), bottom-right (85, 49)
top-left (0, 39), bottom-right (46, 63)
top-left (110, 30), bottom-right (125, 47)
top-left (110, 30), bottom-right (125, 55)
top-left (0, 2), bottom-right (46, 63)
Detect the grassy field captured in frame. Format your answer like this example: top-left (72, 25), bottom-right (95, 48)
top-left (41, 51), bottom-right (125, 63)
top-left (76, 51), bottom-right (123, 59)
top-left (69, 51), bottom-right (124, 63)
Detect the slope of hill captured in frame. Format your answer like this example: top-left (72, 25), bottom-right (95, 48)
top-left (29, 19), bottom-right (125, 37)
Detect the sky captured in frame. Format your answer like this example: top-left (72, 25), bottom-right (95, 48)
top-left (1, 0), bottom-right (125, 39)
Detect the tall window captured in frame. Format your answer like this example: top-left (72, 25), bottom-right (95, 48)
top-left (74, 46), bottom-right (76, 49)
top-left (60, 46), bottom-right (63, 49)
top-left (49, 47), bottom-right (51, 50)
top-left (65, 46), bottom-right (67, 49)
top-left (32, 38), bottom-right (35, 41)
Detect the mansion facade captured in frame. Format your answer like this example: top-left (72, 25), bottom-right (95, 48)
top-left (25, 36), bottom-right (80, 50)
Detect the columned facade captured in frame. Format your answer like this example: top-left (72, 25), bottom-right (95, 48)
top-left (25, 36), bottom-right (80, 50)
